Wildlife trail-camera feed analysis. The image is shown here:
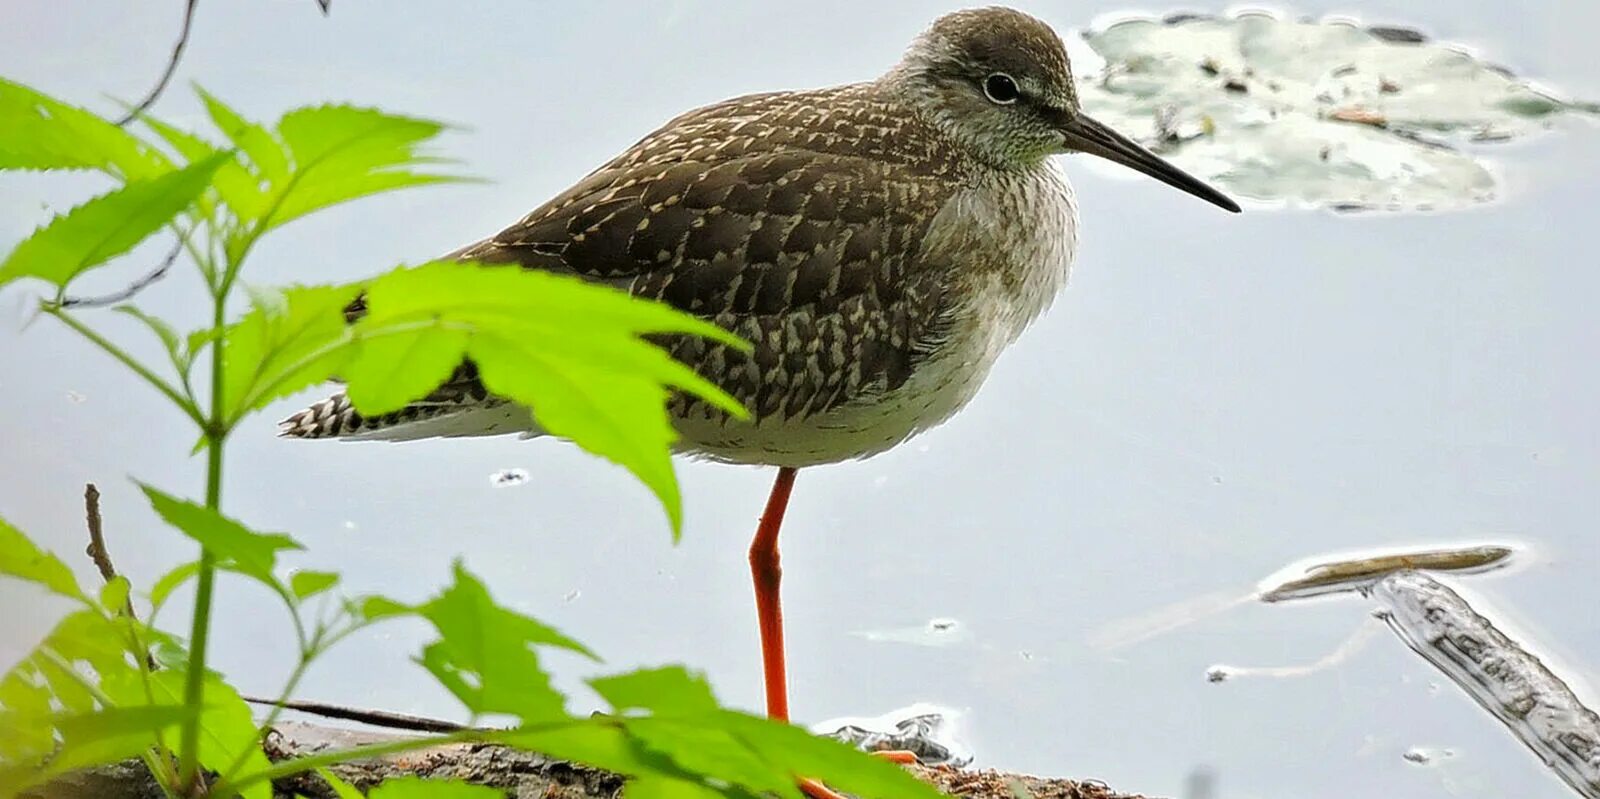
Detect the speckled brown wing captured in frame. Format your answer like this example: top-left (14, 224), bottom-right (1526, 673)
top-left (437, 86), bottom-right (966, 423)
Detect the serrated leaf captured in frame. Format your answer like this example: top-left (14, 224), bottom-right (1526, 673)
top-left (48, 705), bottom-right (193, 774)
top-left (413, 561), bottom-right (593, 723)
top-left (349, 262), bottom-right (749, 537)
top-left (289, 570), bottom-right (339, 601)
top-left (474, 343), bottom-right (684, 532)
top-left (267, 104), bottom-right (464, 228)
top-left (140, 484), bottom-right (301, 587)
top-left (221, 283), bottom-right (362, 423)
top-left (39, 608), bottom-right (134, 673)
top-left (34, 654), bottom-right (96, 714)
top-left (590, 667), bottom-right (719, 718)
top-left (368, 776), bottom-right (504, 799)
top-left (142, 115), bottom-right (265, 219)
top-left (0, 515), bottom-right (85, 600)
top-left (0, 152), bottom-right (227, 289)
top-left (148, 560), bottom-right (200, 614)
top-left (624, 717), bottom-right (800, 799)
top-left (340, 323), bottom-right (469, 415)
top-left (711, 712), bottom-right (946, 799)
top-left (98, 575), bottom-right (131, 613)
top-left (101, 668), bottom-right (272, 799)
top-left (198, 87), bottom-right (290, 185)
top-left (114, 305), bottom-right (183, 366)
top-left (0, 77), bottom-right (171, 179)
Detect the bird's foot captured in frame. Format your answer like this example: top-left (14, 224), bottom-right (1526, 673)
top-left (798, 750), bottom-right (921, 799)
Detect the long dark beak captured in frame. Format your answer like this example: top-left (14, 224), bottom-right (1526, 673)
top-left (1060, 113), bottom-right (1241, 213)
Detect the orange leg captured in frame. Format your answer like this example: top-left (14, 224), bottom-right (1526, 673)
top-left (749, 469), bottom-right (920, 799)
top-left (749, 466), bottom-right (798, 721)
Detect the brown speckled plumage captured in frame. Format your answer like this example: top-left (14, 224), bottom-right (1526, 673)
top-left (280, 7), bottom-right (1202, 466)
top-left (456, 86), bottom-right (969, 423)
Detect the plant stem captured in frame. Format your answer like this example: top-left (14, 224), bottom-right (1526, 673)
top-left (45, 307), bottom-right (205, 429)
top-left (177, 289), bottom-right (230, 795)
top-left (219, 640), bottom-right (315, 783)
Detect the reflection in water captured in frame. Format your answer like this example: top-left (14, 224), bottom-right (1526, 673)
top-left (852, 617), bottom-right (973, 648)
top-left (1206, 617), bottom-right (1383, 683)
top-left (816, 702), bottom-right (973, 767)
top-left (1240, 546), bottom-right (1598, 797)
top-left (1373, 572), bottom-right (1600, 799)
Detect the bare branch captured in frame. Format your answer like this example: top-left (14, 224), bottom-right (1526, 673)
top-left (60, 238), bottom-right (183, 309)
top-left (83, 483), bottom-right (117, 584)
top-left (239, 695), bottom-right (468, 734)
top-left (115, 0), bottom-right (200, 127)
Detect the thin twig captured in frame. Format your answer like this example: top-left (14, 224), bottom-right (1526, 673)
top-left (115, 0), bottom-right (200, 127)
top-left (83, 483), bottom-right (118, 584)
top-left (315, 0), bottom-right (332, 14)
top-left (83, 483), bottom-right (159, 670)
top-left (238, 695), bottom-right (469, 734)
top-left (60, 239), bottom-right (184, 309)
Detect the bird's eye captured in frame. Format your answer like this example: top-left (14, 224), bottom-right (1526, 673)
top-left (983, 73), bottom-right (1021, 104)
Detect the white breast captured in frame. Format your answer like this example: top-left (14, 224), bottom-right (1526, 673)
top-left (679, 160), bottom-right (1079, 468)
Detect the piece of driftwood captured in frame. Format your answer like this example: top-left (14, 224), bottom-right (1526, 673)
top-left (31, 720), bottom-right (1150, 799)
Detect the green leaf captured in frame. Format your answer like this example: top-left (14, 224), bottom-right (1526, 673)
top-left (268, 104), bottom-right (465, 228)
top-left (711, 712), bottom-right (945, 799)
top-left (590, 667), bottom-right (719, 718)
top-left (353, 595), bottom-right (414, 622)
top-left (339, 323), bottom-right (469, 415)
top-left (39, 608), bottom-right (134, 673)
top-left (499, 722), bottom-right (674, 780)
top-left (0, 515), bottom-right (85, 600)
top-left (0, 667), bottom-right (52, 721)
top-left (114, 305), bottom-right (183, 367)
top-left (413, 561), bottom-right (593, 723)
top-left (198, 87), bottom-right (290, 185)
top-left (98, 575), bottom-right (131, 612)
top-left (289, 570), bottom-right (340, 601)
top-left (624, 777), bottom-right (730, 799)
top-left (0, 704), bottom-right (194, 795)
top-left (101, 668), bottom-right (273, 799)
top-left (142, 115), bottom-right (265, 219)
top-left (0, 77), bottom-right (171, 179)
top-left (140, 484), bottom-right (302, 587)
top-left (316, 767), bottom-right (366, 799)
top-left (472, 349), bottom-right (684, 532)
top-left (222, 283), bottom-right (362, 423)
top-left (34, 655), bottom-right (96, 715)
top-left (348, 262), bottom-right (749, 536)
top-left (368, 776), bottom-right (504, 799)
top-left (48, 705), bottom-right (193, 774)
top-left (0, 152), bottom-right (227, 289)
top-left (148, 560), bottom-right (201, 614)
top-left (623, 717), bottom-right (800, 799)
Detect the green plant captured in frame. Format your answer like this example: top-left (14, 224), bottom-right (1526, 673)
top-left (0, 78), bottom-right (942, 799)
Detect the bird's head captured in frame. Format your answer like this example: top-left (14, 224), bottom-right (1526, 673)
top-left (889, 6), bottom-right (1239, 212)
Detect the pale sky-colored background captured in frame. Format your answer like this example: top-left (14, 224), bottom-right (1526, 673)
top-left (3, 2), bottom-right (1599, 798)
